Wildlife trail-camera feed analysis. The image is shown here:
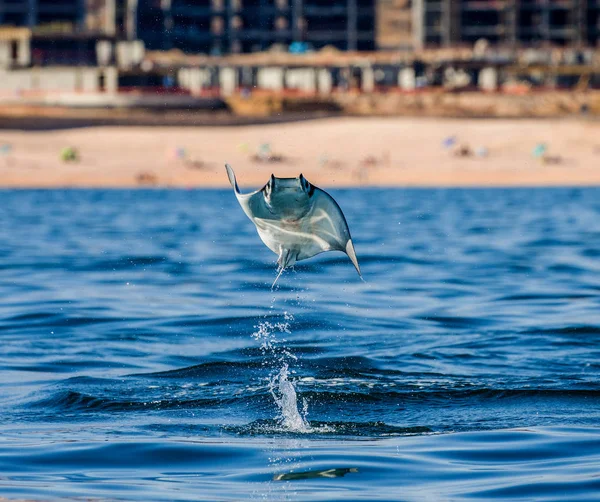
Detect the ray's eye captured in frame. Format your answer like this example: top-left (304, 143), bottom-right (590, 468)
top-left (264, 181), bottom-right (272, 197)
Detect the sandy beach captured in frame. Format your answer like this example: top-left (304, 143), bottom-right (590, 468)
top-left (1, 117), bottom-right (600, 188)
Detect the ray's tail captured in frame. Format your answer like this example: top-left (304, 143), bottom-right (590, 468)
top-left (271, 266), bottom-right (285, 289)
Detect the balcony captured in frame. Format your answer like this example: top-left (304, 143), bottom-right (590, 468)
top-left (520, 0), bottom-right (574, 9)
top-left (37, 5), bottom-right (77, 14)
top-left (462, 1), bottom-right (507, 11)
top-left (304, 30), bottom-right (348, 41)
top-left (1, 4), bottom-right (29, 13)
top-left (462, 26), bottom-right (505, 36)
top-left (170, 6), bottom-right (221, 16)
top-left (304, 6), bottom-right (347, 16)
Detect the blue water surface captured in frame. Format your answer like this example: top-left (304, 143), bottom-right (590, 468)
top-left (1, 188), bottom-right (600, 501)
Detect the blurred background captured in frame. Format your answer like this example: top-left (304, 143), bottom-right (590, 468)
top-left (0, 0), bottom-right (600, 187)
top-left (3, 5), bottom-right (600, 500)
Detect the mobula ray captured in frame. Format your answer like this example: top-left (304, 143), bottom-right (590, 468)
top-left (225, 164), bottom-right (361, 284)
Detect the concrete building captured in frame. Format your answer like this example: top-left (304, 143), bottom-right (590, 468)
top-left (0, 27), bottom-right (143, 96)
top-left (86, 0), bottom-right (139, 39)
top-left (135, 0), bottom-right (376, 54)
top-left (413, 0), bottom-right (600, 49)
top-left (0, 0), bottom-right (86, 31)
top-left (377, 0), bottom-right (413, 51)
top-left (0, 0), bottom-right (376, 55)
top-left (0, 1), bottom-right (138, 38)
top-left (2, 28), bottom-right (144, 70)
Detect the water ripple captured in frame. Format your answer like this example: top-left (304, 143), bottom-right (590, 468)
top-left (2, 188), bottom-right (600, 500)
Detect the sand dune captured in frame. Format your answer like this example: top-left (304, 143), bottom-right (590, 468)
top-left (1, 117), bottom-right (600, 188)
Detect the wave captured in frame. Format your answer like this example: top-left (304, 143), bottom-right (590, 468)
top-left (26, 385), bottom-right (600, 416)
top-left (225, 419), bottom-right (433, 437)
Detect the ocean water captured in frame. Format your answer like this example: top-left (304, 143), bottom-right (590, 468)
top-left (1, 187), bottom-right (600, 501)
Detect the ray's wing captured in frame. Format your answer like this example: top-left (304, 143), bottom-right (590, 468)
top-left (225, 163), bottom-right (281, 258)
top-left (225, 163), bottom-right (270, 221)
top-left (299, 186), bottom-right (361, 276)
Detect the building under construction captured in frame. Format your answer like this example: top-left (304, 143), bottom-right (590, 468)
top-left (0, 0), bottom-right (375, 54)
top-left (0, 1), bottom-right (139, 38)
top-left (1, 0), bottom-right (600, 54)
top-left (136, 0), bottom-right (376, 54)
top-left (0, 0), bottom-right (85, 30)
top-left (412, 0), bottom-right (600, 49)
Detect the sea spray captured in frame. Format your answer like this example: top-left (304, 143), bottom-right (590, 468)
top-left (270, 363), bottom-right (310, 432)
top-left (252, 310), bottom-right (310, 433)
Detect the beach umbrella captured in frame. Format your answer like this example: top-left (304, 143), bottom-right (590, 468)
top-left (60, 147), bottom-right (79, 162)
top-left (442, 136), bottom-right (457, 149)
top-left (532, 143), bottom-right (547, 159)
top-left (175, 147), bottom-right (187, 160)
top-left (475, 146), bottom-right (489, 158)
top-left (258, 143), bottom-right (271, 161)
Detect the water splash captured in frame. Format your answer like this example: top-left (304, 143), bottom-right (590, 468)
top-left (252, 312), bottom-right (310, 433)
top-left (251, 311), bottom-right (296, 361)
top-left (270, 363), bottom-right (311, 433)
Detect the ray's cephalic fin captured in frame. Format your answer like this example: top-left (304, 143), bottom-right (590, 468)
top-left (225, 163), bottom-right (240, 194)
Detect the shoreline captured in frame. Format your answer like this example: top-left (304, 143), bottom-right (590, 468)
top-left (1, 116), bottom-right (599, 189)
top-left (0, 108), bottom-right (342, 131)
top-left (2, 183), bottom-right (600, 190)
top-left (1, 89), bottom-right (600, 131)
